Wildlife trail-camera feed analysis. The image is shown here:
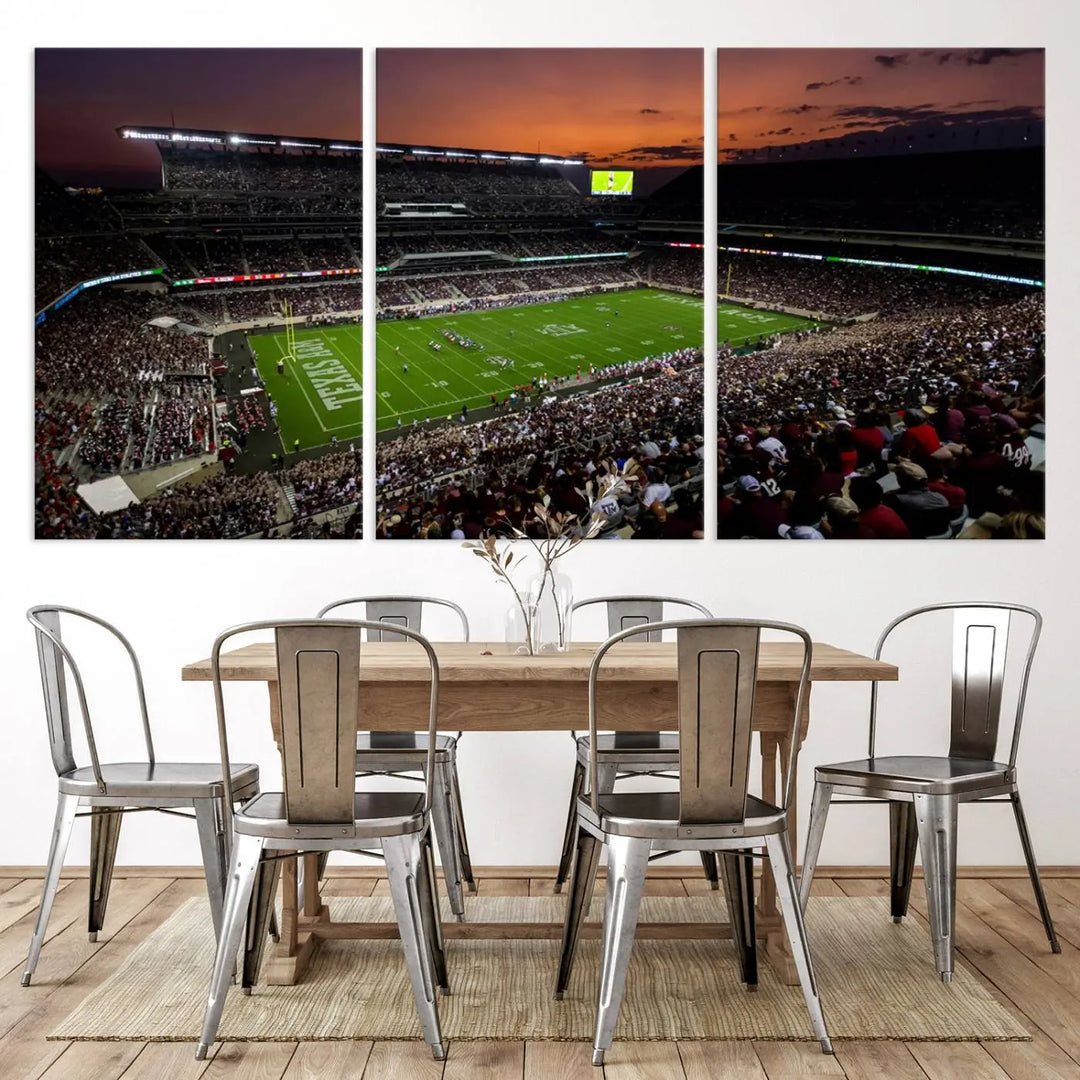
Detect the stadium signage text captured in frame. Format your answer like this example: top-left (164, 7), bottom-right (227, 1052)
top-left (172, 268), bottom-right (361, 287)
top-left (37, 267), bottom-right (165, 324)
top-left (295, 341), bottom-right (362, 411)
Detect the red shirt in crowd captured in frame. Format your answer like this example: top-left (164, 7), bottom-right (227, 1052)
top-left (858, 504), bottom-right (912, 539)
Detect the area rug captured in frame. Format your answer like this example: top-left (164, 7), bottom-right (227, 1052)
top-left (50, 895), bottom-right (1027, 1042)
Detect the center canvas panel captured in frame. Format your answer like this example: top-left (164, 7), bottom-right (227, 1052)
top-left (375, 48), bottom-right (705, 541)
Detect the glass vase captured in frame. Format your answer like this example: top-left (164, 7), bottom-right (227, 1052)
top-left (504, 598), bottom-right (539, 655)
top-left (528, 569), bottom-right (574, 653)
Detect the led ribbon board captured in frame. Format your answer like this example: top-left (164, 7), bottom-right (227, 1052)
top-left (36, 268), bottom-right (165, 324)
top-left (678, 243), bottom-right (1043, 288)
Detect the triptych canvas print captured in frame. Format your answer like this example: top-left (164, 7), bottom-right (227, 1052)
top-left (34, 48), bottom-right (1044, 540)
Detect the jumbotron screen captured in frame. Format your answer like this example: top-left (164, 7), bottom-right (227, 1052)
top-left (591, 169), bottom-right (634, 197)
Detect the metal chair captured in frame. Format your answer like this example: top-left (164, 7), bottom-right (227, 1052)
top-left (24, 605), bottom-right (261, 986)
top-left (197, 619), bottom-right (447, 1061)
top-left (555, 619), bottom-right (832, 1065)
top-left (799, 602), bottom-right (1060, 982)
top-left (554, 596), bottom-right (717, 893)
top-left (317, 596), bottom-right (474, 919)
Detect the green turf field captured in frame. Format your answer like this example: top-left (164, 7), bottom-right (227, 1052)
top-left (718, 302), bottom-right (821, 348)
top-left (250, 323), bottom-right (364, 451)
top-left (250, 290), bottom-right (821, 449)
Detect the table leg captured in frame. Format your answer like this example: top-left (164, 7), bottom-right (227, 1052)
top-left (262, 682), bottom-right (329, 985)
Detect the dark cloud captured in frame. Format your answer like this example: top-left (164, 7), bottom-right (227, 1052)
top-left (614, 143), bottom-right (703, 161)
top-left (874, 53), bottom-right (909, 69)
top-left (963, 48), bottom-right (1042, 66)
top-left (717, 104), bottom-right (765, 117)
top-left (639, 107), bottom-right (662, 115)
top-left (805, 75), bottom-right (863, 91)
top-left (830, 102), bottom-right (1043, 128)
top-left (728, 133), bottom-right (737, 140)
top-left (780, 103), bottom-right (820, 115)
top-left (756, 127), bottom-right (793, 137)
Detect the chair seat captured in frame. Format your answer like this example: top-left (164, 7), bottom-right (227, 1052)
top-left (576, 733), bottom-right (679, 768)
top-left (59, 761), bottom-right (259, 799)
top-left (357, 733), bottom-right (456, 755)
top-left (234, 791), bottom-right (426, 840)
top-left (577, 790), bottom-right (785, 841)
top-left (815, 755), bottom-right (1014, 796)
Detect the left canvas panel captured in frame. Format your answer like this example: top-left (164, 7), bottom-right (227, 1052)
top-left (34, 48), bottom-right (364, 539)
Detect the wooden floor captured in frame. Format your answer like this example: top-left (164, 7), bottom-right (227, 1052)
top-left (1, 868), bottom-right (1079, 1080)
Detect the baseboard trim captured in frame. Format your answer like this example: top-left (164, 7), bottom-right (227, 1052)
top-left (2, 864), bottom-right (1077, 880)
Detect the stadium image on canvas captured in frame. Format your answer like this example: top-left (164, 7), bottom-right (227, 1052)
top-left (34, 49), bottom-right (364, 538)
top-left (713, 47), bottom-right (1045, 541)
top-left (375, 48), bottom-right (708, 540)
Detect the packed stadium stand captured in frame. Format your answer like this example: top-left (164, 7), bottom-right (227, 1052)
top-left (34, 129), bottom-right (1043, 540)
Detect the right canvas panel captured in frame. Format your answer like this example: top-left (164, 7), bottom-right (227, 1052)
top-left (716, 48), bottom-right (1045, 540)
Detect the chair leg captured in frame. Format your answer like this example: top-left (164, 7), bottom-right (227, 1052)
top-left (429, 760), bottom-right (466, 920)
top-left (700, 852), bottom-right (720, 891)
top-left (445, 753), bottom-right (476, 892)
top-left (889, 801), bottom-right (919, 923)
top-left (554, 824), bottom-right (602, 998)
top-left (719, 850), bottom-right (757, 989)
top-left (592, 834), bottom-right (651, 1066)
top-left (417, 826), bottom-right (450, 994)
top-left (196, 833), bottom-right (264, 1060)
top-left (913, 792), bottom-right (959, 982)
top-left (595, 763), bottom-right (619, 795)
top-left (382, 833), bottom-right (445, 1061)
top-left (242, 851), bottom-right (282, 992)
top-left (554, 759), bottom-right (587, 893)
top-left (1010, 790), bottom-right (1060, 954)
top-left (87, 807), bottom-right (124, 942)
top-left (765, 831), bottom-right (833, 1054)
top-left (23, 792), bottom-right (78, 986)
top-left (194, 798), bottom-right (228, 942)
top-left (798, 781), bottom-right (833, 913)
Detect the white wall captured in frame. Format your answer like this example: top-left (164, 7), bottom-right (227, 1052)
top-left (4, 0), bottom-right (1077, 873)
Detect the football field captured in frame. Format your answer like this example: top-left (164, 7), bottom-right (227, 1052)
top-left (250, 323), bottom-right (364, 451)
top-left (249, 290), bottom-right (821, 448)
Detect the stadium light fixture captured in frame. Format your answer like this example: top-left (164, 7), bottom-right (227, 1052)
top-left (376, 146), bottom-right (405, 153)
top-left (329, 143), bottom-right (362, 151)
top-left (411, 149), bottom-right (442, 155)
top-left (280, 140), bottom-right (323, 149)
top-left (509, 155), bottom-right (533, 162)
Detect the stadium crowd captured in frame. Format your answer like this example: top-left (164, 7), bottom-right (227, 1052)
top-left (719, 253), bottom-right (1035, 319)
top-left (712, 291), bottom-right (1044, 539)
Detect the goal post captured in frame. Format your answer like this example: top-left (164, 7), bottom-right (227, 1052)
top-left (281, 297), bottom-right (298, 367)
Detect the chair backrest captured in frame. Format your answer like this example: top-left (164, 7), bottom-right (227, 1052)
top-left (572, 596), bottom-right (713, 642)
top-left (26, 605), bottom-right (154, 788)
top-left (587, 619), bottom-right (811, 822)
top-left (211, 619), bottom-right (441, 824)
top-left (316, 596), bottom-right (469, 642)
top-left (869, 602), bottom-right (1040, 768)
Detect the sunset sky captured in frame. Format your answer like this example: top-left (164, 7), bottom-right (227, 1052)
top-left (35, 49), bottom-right (363, 187)
top-left (34, 47), bottom-right (1043, 188)
top-left (719, 48), bottom-right (1044, 159)
top-left (377, 49), bottom-right (703, 166)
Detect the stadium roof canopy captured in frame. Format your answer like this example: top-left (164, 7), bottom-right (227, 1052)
top-left (118, 126), bottom-right (587, 166)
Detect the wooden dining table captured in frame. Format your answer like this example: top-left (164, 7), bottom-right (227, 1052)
top-left (182, 639), bottom-right (897, 986)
